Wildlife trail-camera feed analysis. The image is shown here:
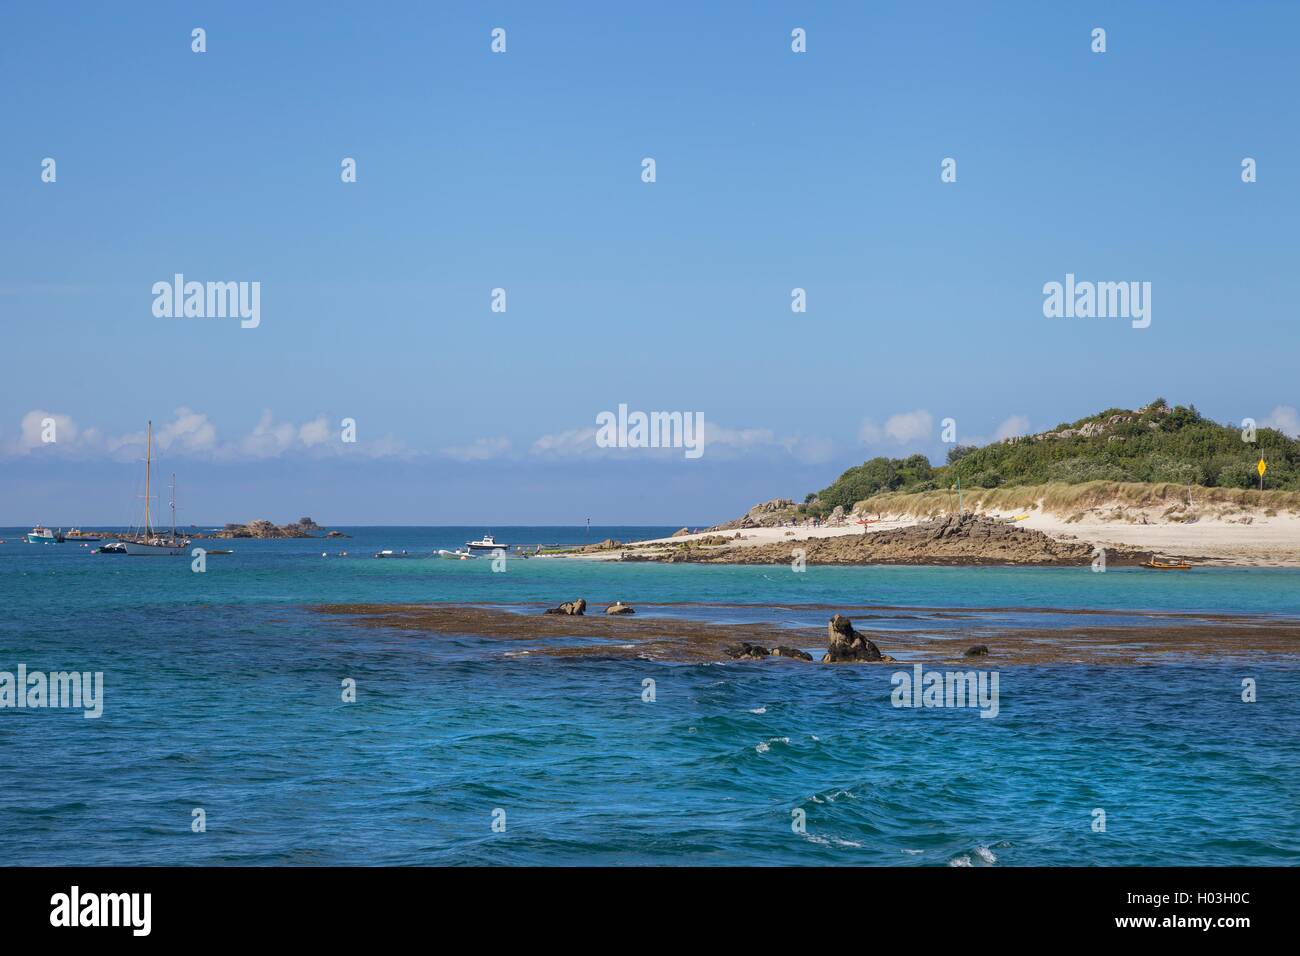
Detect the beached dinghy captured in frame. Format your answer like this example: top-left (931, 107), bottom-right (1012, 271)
top-left (1142, 558), bottom-right (1193, 570)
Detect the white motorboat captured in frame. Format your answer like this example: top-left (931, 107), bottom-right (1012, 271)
top-left (465, 534), bottom-right (507, 554)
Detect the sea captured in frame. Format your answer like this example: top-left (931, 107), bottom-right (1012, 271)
top-left (2, 526), bottom-right (1298, 866)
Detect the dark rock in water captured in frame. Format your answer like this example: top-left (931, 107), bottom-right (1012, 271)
top-left (822, 614), bottom-right (885, 663)
top-left (544, 599), bottom-right (587, 616)
top-left (772, 646), bottom-right (813, 661)
top-left (605, 602), bottom-right (635, 615)
top-left (725, 642), bottom-right (771, 659)
top-left (964, 644), bottom-right (990, 657)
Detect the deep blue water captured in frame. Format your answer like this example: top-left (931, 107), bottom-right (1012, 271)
top-left (2, 526), bottom-right (1298, 866)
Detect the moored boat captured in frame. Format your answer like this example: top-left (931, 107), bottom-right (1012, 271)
top-left (1142, 557), bottom-right (1193, 570)
top-left (465, 534), bottom-right (507, 553)
top-left (27, 525), bottom-right (65, 544)
top-left (101, 422), bottom-right (191, 556)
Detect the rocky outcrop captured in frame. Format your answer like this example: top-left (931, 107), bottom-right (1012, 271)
top-left (213, 518), bottom-right (326, 539)
top-left (649, 513), bottom-right (1153, 567)
top-left (712, 498), bottom-right (798, 530)
top-left (544, 599), bottom-right (586, 616)
top-left (772, 646), bottom-right (813, 661)
top-left (1025, 403), bottom-right (1170, 444)
top-left (822, 614), bottom-right (889, 663)
top-left (671, 528), bottom-right (691, 537)
top-left (605, 602), bottom-right (635, 615)
top-left (725, 642), bottom-right (771, 659)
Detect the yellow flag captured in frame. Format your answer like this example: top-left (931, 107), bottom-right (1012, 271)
top-left (1257, 458), bottom-right (1267, 477)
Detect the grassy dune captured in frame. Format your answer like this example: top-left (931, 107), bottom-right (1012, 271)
top-left (853, 481), bottom-right (1300, 521)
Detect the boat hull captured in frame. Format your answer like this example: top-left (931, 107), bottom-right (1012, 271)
top-left (107, 540), bottom-right (190, 556)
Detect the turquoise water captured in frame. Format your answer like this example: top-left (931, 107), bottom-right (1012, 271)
top-left (2, 527), bottom-right (1298, 865)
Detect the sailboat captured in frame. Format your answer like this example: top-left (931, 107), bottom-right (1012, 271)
top-left (103, 421), bottom-right (191, 556)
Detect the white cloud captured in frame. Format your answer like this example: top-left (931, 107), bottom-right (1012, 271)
top-left (993, 415), bottom-right (1031, 441)
top-left (3, 408), bottom-right (407, 462)
top-left (157, 407), bottom-right (218, 453)
top-left (298, 416), bottom-right (331, 447)
top-left (1263, 406), bottom-right (1300, 438)
top-left (703, 422), bottom-right (777, 450)
top-left (529, 419), bottom-right (831, 463)
top-left (237, 410), bottom-right (298, 459)
top-left (859, 409), bottom-right (933, 447)
top-left (781, 434), bottom-right (836, 464)
top-left (441, 437), bottom-right (511, 461)
top-left (531, 427), bottom-right (599, 458)
top-left (16, 410), bottom-right (78, 452)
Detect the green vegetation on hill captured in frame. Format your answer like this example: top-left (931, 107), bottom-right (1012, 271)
top-left (806, 399), bottom-right (1300, 515)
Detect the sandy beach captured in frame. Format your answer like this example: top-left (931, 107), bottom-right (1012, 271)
top-left (567, 504), bottom-right (1300, 567)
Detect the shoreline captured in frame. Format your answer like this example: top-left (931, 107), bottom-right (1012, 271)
top-left (550, 507), bottom-right (1300, 568)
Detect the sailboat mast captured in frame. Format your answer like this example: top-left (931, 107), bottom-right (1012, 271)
top-left (145, 421), bottom-right (152, 536)
top-left (171, 473), bottom-right (177, 540)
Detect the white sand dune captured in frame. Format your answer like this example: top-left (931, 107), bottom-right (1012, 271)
top-left (602, 506), bottom-right (1300, 567)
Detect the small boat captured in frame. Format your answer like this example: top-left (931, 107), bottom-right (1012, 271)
top-left (94, 542), bottom-right (128, 555)
top-left (27, 525), bottom-right (65, 544)
top-left (372, 549), bottom-right (410, 559)
top-left (1142, 558), bottom-right (1193, 571)
top-left (465, 534), bottom-right (508, 553)
top-left (437, 549), bottom-right (476, 560)
top-left (65, 529), bottom-right (103, 541)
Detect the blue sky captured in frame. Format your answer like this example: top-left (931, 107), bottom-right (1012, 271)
top-left (2, 2), bottom-right (1297, 525)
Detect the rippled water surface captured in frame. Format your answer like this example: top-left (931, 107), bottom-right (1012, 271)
top-left (2, 527), bottom-right (1298, 865)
